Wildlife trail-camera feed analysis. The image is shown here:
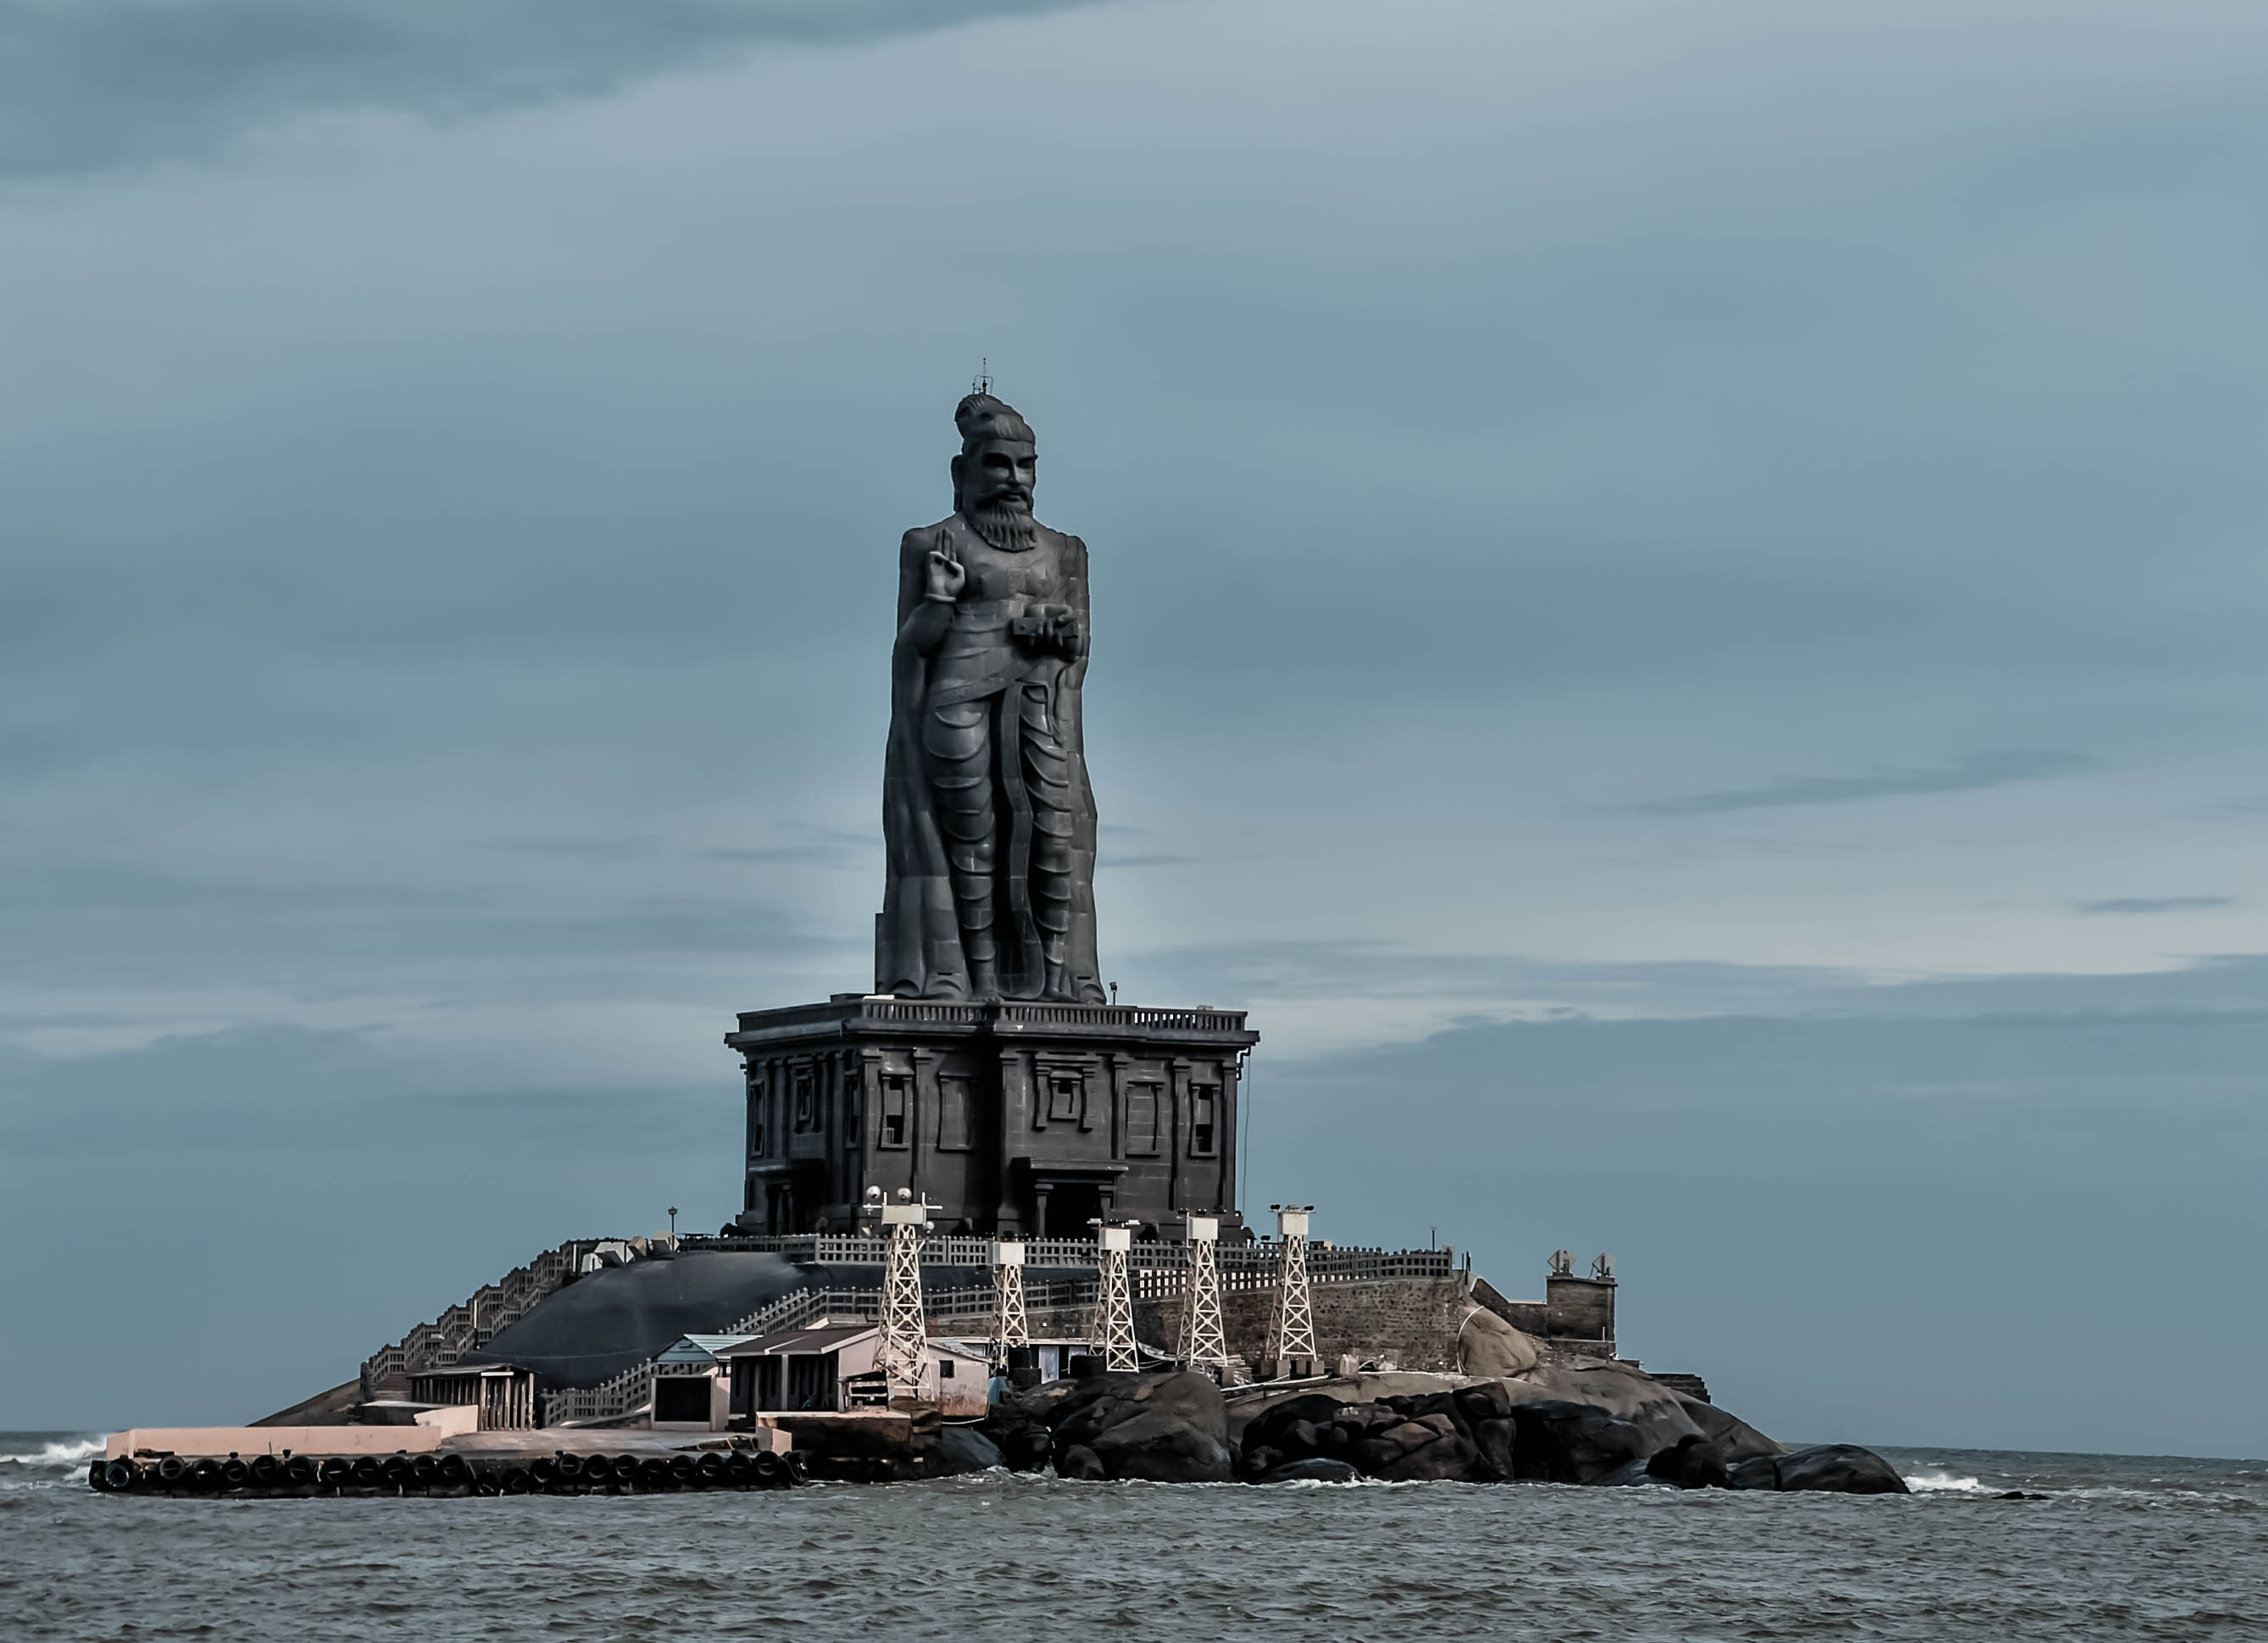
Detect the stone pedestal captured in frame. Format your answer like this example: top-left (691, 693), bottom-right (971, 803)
top-left (726, 996), bottom-right (1258, 1237)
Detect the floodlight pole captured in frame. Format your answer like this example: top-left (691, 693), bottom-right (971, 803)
top-left (1092, 1222), bottom-right (1139, 1373)
top-left (1179, 1214), bottom-right (1231, 1383)
top-left (991, 1238), bottom-right (1030, 1369)
top-left (1266, 1204), bottom-right (1317, 1380)
top-left (874, 1196), bottom-right (931, 1400)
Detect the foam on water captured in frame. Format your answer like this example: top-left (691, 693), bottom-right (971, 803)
top-left (1901, 1466), bottom-right (1992, 1493)
top-left (0, 1435), bottom-right (107, 1469)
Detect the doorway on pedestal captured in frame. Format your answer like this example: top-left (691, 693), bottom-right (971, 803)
top-left (1036, 1181), bottom-right (1102, 1238)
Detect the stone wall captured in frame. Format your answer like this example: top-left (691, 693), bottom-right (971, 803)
top-left (1018, 1276), bottom-right (1490, 1374)
top-left (1473, 1274), bottom-right (1617, 1359)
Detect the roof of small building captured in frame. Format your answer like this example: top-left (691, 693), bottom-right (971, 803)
top-left (714, 1326), bottom-right (990, 1362)
top-left (714, 1325), bottom-right (876, 1357)
top-left (653, 1334), bottom-right (759, 1365)
top-left (410, 1361), bottom-right (531, 1379)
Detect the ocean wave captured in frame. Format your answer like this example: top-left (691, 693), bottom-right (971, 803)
top-left (1901, 1468), bottom-right (1993, 1493)
top-left (0, 1436), bottom-right (108, 1468)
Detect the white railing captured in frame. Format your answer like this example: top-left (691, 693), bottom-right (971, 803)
top-left (524, 1241), bottom-right (1454, 1422)
top-left (362, 1239), bottom-right (611, 1395)
top-left (730, 999), bottom-right (1250, 1037)
top-left (542, 1357), bottom-right (654, 1428)
top-left (685, 1233), bottom-right (1454, 1281)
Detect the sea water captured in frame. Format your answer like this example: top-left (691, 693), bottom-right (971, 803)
top-left (3, 1434), bottom-right (2260, 1640)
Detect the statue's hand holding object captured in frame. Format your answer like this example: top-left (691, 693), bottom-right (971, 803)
top-left (925, 547), bottom-right (966, 602)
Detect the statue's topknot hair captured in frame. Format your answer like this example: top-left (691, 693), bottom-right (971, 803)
top-left (954, 392), bottom-right (1035, 452)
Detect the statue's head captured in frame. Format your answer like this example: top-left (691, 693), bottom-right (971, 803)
top-left (952, 393), bottom-right (1038, 547)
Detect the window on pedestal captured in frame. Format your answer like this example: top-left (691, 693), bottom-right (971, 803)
top-left (1189, 1084), bottom-right (1219, 1157)
top-left (792, 1069), bottom-right (816, 1133)
top-left (1125, 1083), bottom-right (1161, 1156)
top-left (879, 1074), bottom-right (911, 1149)
top-left (1047, 1072), bottom-right (1082, 1125)
top-left (748, 1074), bottom-right (767, 1157)
top-left (937, 1073), bottom-right (972, 1151)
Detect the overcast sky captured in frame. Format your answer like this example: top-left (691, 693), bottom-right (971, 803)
top-left (3, 0), bottom-right (2264, 1457)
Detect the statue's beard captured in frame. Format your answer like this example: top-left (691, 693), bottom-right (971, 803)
top-left (966, 500), bottom-right (1038, 552)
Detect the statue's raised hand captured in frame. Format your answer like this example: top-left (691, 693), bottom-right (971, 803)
top-left (924, 547), bottom-right (966, 602)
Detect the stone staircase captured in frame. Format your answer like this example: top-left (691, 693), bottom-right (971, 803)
top-left (359, 1239), bottom-right (611, 1400)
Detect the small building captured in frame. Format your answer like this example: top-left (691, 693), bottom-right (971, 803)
top-left (406, 1363), bottom-right (537, 1430)
top-left (1011, 1338), bottom-right (1103, 1385)
top-left (651, 1334), bottom-right (755, 1430)
top-left (716, 1326), bottom-right (991, 1418)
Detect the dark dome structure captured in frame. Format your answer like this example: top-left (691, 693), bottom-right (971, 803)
top-left (481, 1251), bottom-right (805, 1388)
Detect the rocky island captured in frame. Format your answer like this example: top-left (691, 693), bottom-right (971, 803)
top-left (91, 387), bottom-right (1904, 1501)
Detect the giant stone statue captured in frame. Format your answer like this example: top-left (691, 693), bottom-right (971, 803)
top-left (878, 393), bottom-right (1104, 1002)
top-left (727, 386), bottom-right (1254, 1238)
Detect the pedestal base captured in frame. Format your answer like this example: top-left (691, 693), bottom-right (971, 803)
top-left (725, 996), bottom-right (1259, 1237)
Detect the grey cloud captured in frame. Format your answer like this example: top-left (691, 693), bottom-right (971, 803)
top-left (1625, 750), bottom-right (2098, 817)
top-left (0, 863), bottom-right (486, 915)
top-left (0, 0), bottom-right (1103, 178)
top-left (1115, 941), bottom-right (2268, 1027)
top-left (703, 831), bottom-right (876, 866)
top-left (475, 835), bottom-right (661, 859)
top-left (0, 1023), bottom-right (737, 1426)
top-left (2078, 896), bottom-right (2236, 916)
top-left (1099, 852), bottom-right (1192, 869)
top-left (1115, 941), bottom-right (1862, 1017)
top-left (1248, 1002), bottom-right (2266, 1456)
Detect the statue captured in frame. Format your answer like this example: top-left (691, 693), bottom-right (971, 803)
top-left (877, 392), bottom-right (1104, 1002)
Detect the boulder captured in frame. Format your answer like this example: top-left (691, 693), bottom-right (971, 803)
top-left (977, 1406), bottom-right (1055, 1472)
top-left (1039, 1371), bottom-right (1234, 1484)
top-left (1507, 1359), bottom-right (1706, 1457)
top-left (1506, 1399), bottom-right (1654, 1485)
top-left (1259, 1457), bottom-right (1360, 1484)
top-left (1645, 1433), bottom-right (1730, 1490)
top-left (1454, 1379), bottom-right (1515, 1427)
top-left (1091, 1408), bottom-right (1237, 1483)
top-left (1391, 1396), bottom-right (1475, 1441)
top-left (1237, 1393), bottom-right (1353, 1459)
top-left (1019, 1371), bottom-right (1141, 1436)
top-left (1593, 1456), bottom-right (1656, 1487)
top-left (1472, 1416), bottom-right (1518, 1480)
top-left (1459, 1307), bottom-right (1540, 1377)
top-left (1225, 1374), bottom-right (1468, 1447)
top-left (1054, 1444), bottom-right (1106, 1481)
top-left (1053, 1371), bottom-right (1227, 1451)
top-left (1371, 1431), bottom-right (1485, 1482)
top-left (1670, 1394), bottom-right (1784, 1464)
top-left (1769, 1445), bottom-right (1909, 1495)
top-left (932, 1425), bottom-right (1003, 1475)
top-left (1726, 1454), bottom-right (1781, 1491)
top-left (996, 1425), bottom-right (1053, 1472)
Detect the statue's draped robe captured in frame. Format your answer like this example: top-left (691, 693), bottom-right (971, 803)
top-left (879, 514), bottom-right (1104, 1001)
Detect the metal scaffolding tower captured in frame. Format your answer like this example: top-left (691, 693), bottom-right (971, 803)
top-left (871, 1189), bottom-right (931, 1401)
top-left (1091, 1222), bottom-right (1139, 1373)
top-left (1178, 1214), bottom-right (1231, 1381)
top-left (990, 1237), bottom-right (1030, 1369)
top-left (1266, 1203), bottom-right (1317, 1380)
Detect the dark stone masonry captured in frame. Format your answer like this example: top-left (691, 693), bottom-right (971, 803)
top-left (729, 996), bottom-right (1257, 1236)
